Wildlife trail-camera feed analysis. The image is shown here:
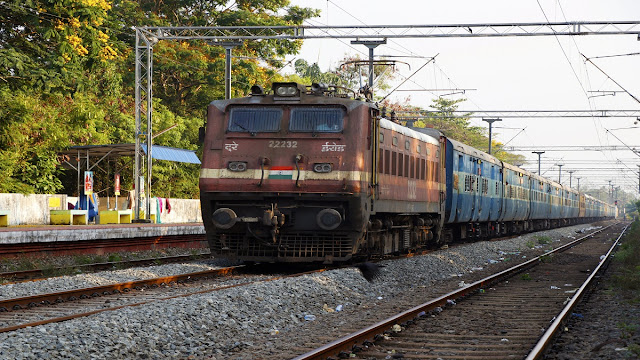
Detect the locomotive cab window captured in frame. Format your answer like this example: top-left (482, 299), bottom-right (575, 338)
top-left (289, 107), bottom-right (344, 132)
top-left (228, 107), bottom-right (282, 133)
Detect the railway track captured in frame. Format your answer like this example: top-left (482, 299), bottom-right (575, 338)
top-left (0, 233), bottom-right (207, 259)
top-left (0, 252), bottom-right (212, 283)
top-left (0, 264), bottom-right (326, 334)
top-left (294, 222), bottom-right (627, 360)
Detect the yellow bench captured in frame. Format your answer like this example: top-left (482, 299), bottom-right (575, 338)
top-left (99, 210), bottom-right (133, 224)
top-left (50, 210), bottom-right (88, 225)
top-left (0, 210), bottom-right (8, 227)
top-left (139, 212), bottom-right (156, 224)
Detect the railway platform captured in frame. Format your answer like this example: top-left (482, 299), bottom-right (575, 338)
top-left (0, 222), bottom-right (205, 245)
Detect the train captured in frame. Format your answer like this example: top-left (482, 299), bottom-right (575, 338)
top-left (199, 82), bottom-right (616, 263)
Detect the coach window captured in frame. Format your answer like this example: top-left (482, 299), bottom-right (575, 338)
top-left (405, 140), bottom-right (410, 150)
top-left (289, 107), bottom-right (344, 132)
top-left (398, 153), bottom-right (404, 177)
top-left (228, 107), bottom-right (282, 132)
top-left (417, 144), bottom-right (421, 154)
top-left (379, 132), bottom-right (384, 143)
top-left (392, 137), bottom-right (398, 147)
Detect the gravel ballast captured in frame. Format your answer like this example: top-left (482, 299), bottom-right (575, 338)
top-left (0, 223), bottom-right (609, 359)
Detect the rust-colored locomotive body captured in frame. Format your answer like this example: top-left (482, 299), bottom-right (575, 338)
top-left (199, 83), bottom-right (443, 263)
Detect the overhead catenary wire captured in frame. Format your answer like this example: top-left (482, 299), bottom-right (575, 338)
top-left (379, 57), bottom-right (436, 102)
top-left (582, 54), bottom-right (640, 105)
top-left (605, 129), bottom-right (640, 158)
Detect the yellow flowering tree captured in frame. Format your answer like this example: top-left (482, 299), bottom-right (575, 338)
top-left (0, 0), bottom-right (125, 94)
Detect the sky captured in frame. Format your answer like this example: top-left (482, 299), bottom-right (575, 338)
top-left (285, 0), bottom-right (640, 201)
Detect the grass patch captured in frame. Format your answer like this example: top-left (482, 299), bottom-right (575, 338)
top-left (628, 343), bottom-right (640, 357)
top-left (526, 240), bottom-right (536, 249)
top-left (73, 254), bottom-right (107, 265)
top-left (612, 221), bottom-right (640, 297)
top-left (618, 322), bottom-right (639, 340)
top-left (12, 257), bottom-right (42, 271)
top-left (107, 253), bottom-right (122, 262)
top-left (41, 265), bottom-right (76, 277)
top-left (520, 273), bottom-right (532, 281)
top-left (539, 254), bottom-right (553, 263)
top-left (535, 235), bottom-right (552, 245)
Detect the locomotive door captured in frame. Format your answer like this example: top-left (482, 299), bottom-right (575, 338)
top-left (370, 112), bottom-right (381, 203)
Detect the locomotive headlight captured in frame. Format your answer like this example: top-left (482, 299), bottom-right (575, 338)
top-left (273, 82), bottom-right (302, 98)
top-left (212, 208), bottom-right (237, 229)
top-left (313, 163), bottom-right (332, 173)
top-left (316, 208), bottom-right (342, 230)
top-left (275, 86), bottom-right (297, 96)
top-left (228, 161), bottom-right (247, 172)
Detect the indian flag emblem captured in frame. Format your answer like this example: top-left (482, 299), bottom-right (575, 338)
top-left (269, 166), bottom-right (295, 179)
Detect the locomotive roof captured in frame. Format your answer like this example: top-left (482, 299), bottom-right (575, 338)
top-left (379, 118), bottom-right (439, 146)
top-left (208, 92), bottom-right (377, 112)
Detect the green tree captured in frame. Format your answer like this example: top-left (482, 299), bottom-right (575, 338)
top-left (0, 0), bottom-right (319, 196)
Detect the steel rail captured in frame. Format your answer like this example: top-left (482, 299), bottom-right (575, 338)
top-left (0, 234), bottom-right (206, 258)
top-left (293, 223), bottom-right (615, 360)
top-left (0, 253), bottom-right (211, 283)
top-left (525, 223), bottom-right (630, 359)
top-left (0, 266), bottom-right (242, 313)
top-left (0, 266), bottom-right (327, 334)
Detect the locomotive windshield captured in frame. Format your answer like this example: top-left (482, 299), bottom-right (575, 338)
top-left (289, 107), bottom-right (344, 133)
top-left (228, 107), bottom-right (282, 133)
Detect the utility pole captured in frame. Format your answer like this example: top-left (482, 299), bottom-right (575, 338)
top-left (557, 164), bottom-right (564, 184)
top-left (568, 170), bottom-right (574, 188)
top-left (351, 39), bottom-right (387, 92)
top-left (576, 177), bottom-right (581, 192)
top-left (483, 118), bottom-right (502, 154)
top-left (532, 151), bottom-right (545, 175)
top-left (221, 42), bottom-right (243, 100)
top-left (608, 180), bottom-right (612, 203)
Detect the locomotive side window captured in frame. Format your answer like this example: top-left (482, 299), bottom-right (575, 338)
top-left (289, 107), bottom-right (344, 132)
top-left (228, 107), bottom-right (282, 132)
top-left (384, 150), bottom-right (390, 174)
top-left (404, 155), bottom-right (409, 177)
top-left (410, 156), bottom-right (415, 178)
top-left (392, 152), bottom-right (397, 175)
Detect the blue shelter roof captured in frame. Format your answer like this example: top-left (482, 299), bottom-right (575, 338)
top-left (62, 143), bottom-right (201, 165)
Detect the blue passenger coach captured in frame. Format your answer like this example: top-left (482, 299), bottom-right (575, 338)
top-left (444, 137), bottom-right (502, 239)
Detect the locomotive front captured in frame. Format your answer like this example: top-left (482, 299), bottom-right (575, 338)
top-left (199, 83), bottom-right (376, 263)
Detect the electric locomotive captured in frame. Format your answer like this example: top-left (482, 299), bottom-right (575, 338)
top-left (199, 82), bottom-right (443, 263)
